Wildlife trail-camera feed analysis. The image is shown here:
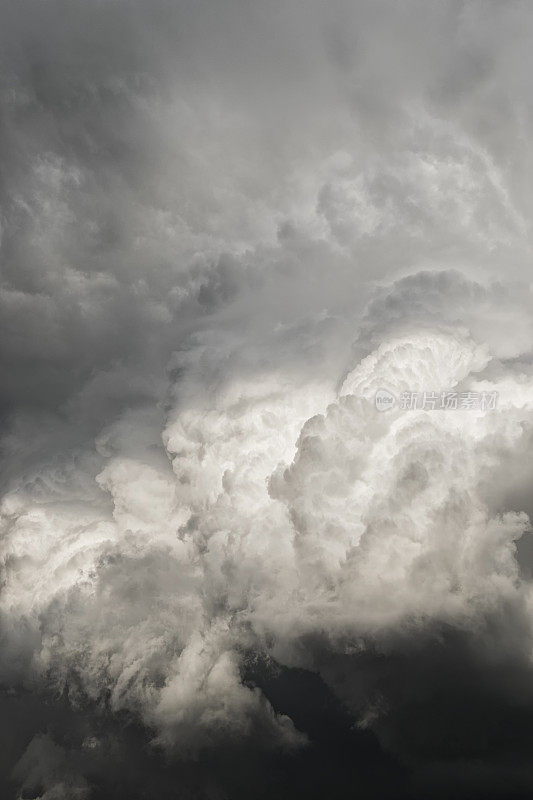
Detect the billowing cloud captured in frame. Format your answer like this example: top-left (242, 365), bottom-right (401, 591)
top-left (2, 1), bottom-right (533, 798)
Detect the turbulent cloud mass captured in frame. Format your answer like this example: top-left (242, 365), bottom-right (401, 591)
top-left (2, 1), bottom-right (533, 798)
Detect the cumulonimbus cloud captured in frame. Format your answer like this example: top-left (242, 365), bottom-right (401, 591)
top-left (3, 2), bottom-right (533, 797)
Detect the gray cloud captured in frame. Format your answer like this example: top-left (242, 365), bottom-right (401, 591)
top-left (2, 1), bottom-right (533, 798)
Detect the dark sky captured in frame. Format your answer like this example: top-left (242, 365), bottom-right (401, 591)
top-left (2, 1), bottom-right (533, 798)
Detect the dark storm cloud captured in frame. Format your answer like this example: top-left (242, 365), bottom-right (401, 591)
top-left (2, 1), bottom-right (533, 799)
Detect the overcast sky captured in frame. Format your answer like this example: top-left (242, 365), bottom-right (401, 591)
top-left (2, 1), bottom-right (533, 798)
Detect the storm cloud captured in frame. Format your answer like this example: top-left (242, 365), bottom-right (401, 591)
top-left (2, 1), bottom-right (533, 798)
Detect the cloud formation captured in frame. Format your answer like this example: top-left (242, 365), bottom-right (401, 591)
top-left (3, 1), bottom-right (533, 798)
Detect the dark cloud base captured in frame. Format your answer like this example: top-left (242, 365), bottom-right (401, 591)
top-left (4, 611), bottom-right (533, 800)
